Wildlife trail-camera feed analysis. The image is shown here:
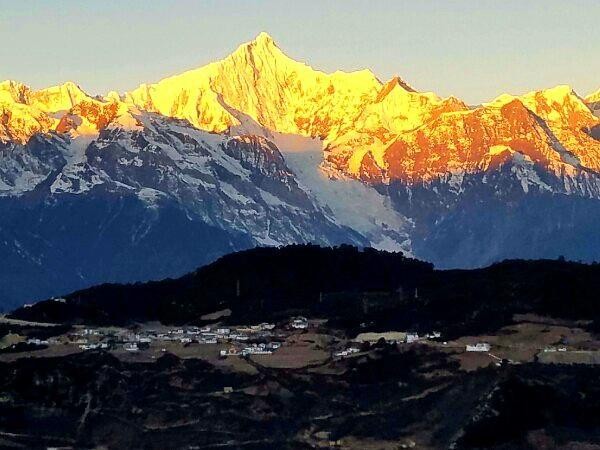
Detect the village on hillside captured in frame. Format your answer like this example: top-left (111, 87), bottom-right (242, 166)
top-left (3, 311), bottom-right (600, 371)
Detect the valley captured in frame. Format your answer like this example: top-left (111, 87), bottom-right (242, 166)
top-left (1, 246), bottom-right (600, 449)
top-left (2, 311), bottom-right (600, 449)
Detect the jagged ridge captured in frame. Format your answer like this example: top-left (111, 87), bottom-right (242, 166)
top-left (1, 32), bottom-right (600, 306)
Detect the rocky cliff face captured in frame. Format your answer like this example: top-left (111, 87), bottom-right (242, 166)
top-left (0, 100), bottom-right (371, 308)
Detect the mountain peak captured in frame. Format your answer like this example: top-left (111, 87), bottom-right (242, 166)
top-left (524, 85), bottom-right (595, 123)
top-left (228, 31), bottom-right (284, 63)
top-left (237, 32), bottom-right (279, 55)
top-left (586, 88), bottom-right (600, 103)
top-left (254, 31), bottom-right (275, 46)
top-left (375, 76), bottom-right (416, 102)
top-left (30, 81), bottom-right (91, 113)
top-left (0, 79), bottom-right (27, 90)
top-left (0, 80), bottom-right (32, 104)
top-left (536, 84), bottom-right (577, 102)
top-left (390, 75), bottom-right (416, 93)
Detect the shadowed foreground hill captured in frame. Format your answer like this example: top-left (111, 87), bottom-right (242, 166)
top-left (11, 245), bottom-right (429, 324)
top-left (5, 245), bottom-right (600, 449)
top-left (11, 245), bottom-right (600, 336)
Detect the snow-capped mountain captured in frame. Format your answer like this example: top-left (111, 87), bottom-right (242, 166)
top-left (1, 32), bottom-right (600, 307)
top-left (0, 97), bottom-right (384, 307)
top-left (119, 34), bottom-right (600, 196)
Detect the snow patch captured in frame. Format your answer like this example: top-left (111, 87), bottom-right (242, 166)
top-left (137, 187), bottom-right (165, 208)
top-left (276, 133), bottom-right (412, 253)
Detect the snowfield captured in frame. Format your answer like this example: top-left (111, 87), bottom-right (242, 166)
top-left (274, 132), bottom-right (412, 253)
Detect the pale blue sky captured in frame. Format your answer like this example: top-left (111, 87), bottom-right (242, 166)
top-left (1, 0), bottom-right (598, 104)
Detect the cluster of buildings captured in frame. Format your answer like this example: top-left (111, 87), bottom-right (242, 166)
top-left (118, 322), bottom-right (280, 352)
top-left (18, 315), bottom-right (322, 357)
top-left (26, 337), bottom-right (57, 346)
top-left (465, 342), bottom-right (491, 352)
top-left (219, 341), bottom-right (282, 357)
top-left (334, 347), bottom-right (360, 358)
top-left (542, 346), bottom-right (568, 353)
top-left (24, 328), bottom-right (115, 351)
top-left (19, 320), bottom-right (293, 355)
top-left (290, 317), bottom-right (309, 329)
top-left (70, 328), bottom-right (117, 350)
top-left (353, 330), bottom-right (442, 345)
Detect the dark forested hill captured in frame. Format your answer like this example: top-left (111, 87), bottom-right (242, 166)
top-left (10, 245), bottom-right (600, 337)
top-left (5, 245), bottom-right (600, 450)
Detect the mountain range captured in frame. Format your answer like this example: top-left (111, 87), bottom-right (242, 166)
top-left (1, 32), bottom-right (600, 308)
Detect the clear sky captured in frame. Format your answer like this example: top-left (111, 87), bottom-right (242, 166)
top-left (1, 0), bottom-right (599, 104)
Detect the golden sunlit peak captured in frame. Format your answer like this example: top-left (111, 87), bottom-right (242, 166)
top-left (39, 81), bottom-right (89, 97)
top-left (239, 31), bottom-right (279, 52)
top-left (105, 91), bottom-right (122, 103)
top-left (254, 31), bottom-right (275, 45)
top-left (57, 80), bottom-right (80, 90)
top-left (0, 80), bottom-right (31, 102)
top-left (486, 85), bottom-right (581, 109)
top-left (585, 88), bottom-right (600, 103)
top-left (0, 79), bottom-right (27, 89)
top-left (375, 76), bottom-right (416, 102)
top-left (232, 31), bottom-right (281, 58)
top-left (484, 93), bottom-right (517, 108)
top-left (390, 75), bottom-right (416, 92)
top-left (536, 84), bottom-right (578, 101)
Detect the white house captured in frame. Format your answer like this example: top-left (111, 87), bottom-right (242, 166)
top-left (220, 347), bottom-right (239, 357)
top-left (406, 333), bottom-right (420, 343)
top-left (466, 343), bottom-right (491, 352)
top-left (291, 317), bottom-right (308, 329)
top-left (241, 345), bottom-right (272, 355)
top-left (124, 342), bottom-right (139, 352)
